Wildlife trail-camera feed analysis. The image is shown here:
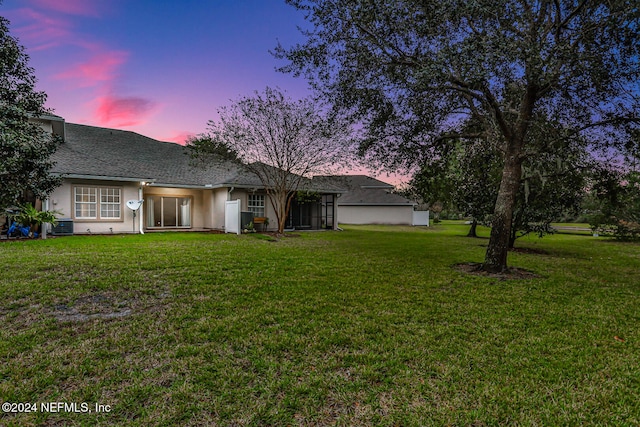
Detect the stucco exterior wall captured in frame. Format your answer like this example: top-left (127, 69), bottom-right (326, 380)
top-left (48, 179), bottom-right (142, 234)
top-left (231, 190), bottom-right (276, 232)
top-left (48, 181), bottom-right (224, 234)
top-left (202, 190), bottom-right (214, 229)
top-left (212, 188), bottom-right (229, 230)
top-left (338, 205), bottom-right (414, 225)
top-left (48, 180), bottom-right (339, 234)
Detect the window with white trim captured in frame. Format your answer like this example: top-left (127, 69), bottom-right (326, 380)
top-left (100, 188), bottom-right (121, 218)
top-left (248, 194), bottom-right (265, 217)
top-left (74, 186), bottom-right (121, 220)
top-left (74, 187), bottom-right (97, 218)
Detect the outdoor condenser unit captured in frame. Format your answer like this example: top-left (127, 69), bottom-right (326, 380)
top-left (51, 219), bottom-right (73, 236)
top-left (241, 211), bottom-right (254, 229)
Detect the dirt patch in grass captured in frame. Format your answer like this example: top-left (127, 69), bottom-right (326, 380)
top-left (453, 262), bottom-right (541, 280)
top-left (51, 293), bottom-right (133, 322)
top-left (258, 232), bottom-right (301, 238)
top-left (50, 290), bottom-right (171, 322)
top-left (253, 232), bottom-right (302, 241)
top-left (249, 232), bottom-right (279, 242)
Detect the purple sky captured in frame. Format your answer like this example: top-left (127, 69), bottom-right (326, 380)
top-left (2, 0), bottom-right (312, 143)
top-left (2, 0), bottom-right (407, 184)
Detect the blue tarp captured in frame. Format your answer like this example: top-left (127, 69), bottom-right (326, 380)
top-left (7, 222), bottom-right (35, 238)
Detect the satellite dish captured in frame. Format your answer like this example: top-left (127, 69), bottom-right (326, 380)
top-left (126, 200), bottom-right (143, 211)
top-left (126, 200), bottom-right (144, 233)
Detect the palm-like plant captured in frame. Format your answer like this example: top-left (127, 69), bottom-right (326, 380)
top-left (12, 203), bottom-right (60, 237)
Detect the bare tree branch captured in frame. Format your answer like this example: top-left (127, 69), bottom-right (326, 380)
top-left (190, 87), bottom-right (354, 234)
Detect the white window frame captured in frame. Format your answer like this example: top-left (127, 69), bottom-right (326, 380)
top-left (100, 188), bottom-right (121, 219)
top-left (74, 187), bottom-right (97, 219)
top-left (248, 194), bottom-right (265, 217)
top-left (73, 186), bottom-right (122, 220)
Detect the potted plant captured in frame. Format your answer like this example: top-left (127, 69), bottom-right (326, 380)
top-left (243, 221), bottom-right (256, 233)
top-left (12, 203), bottom-right (60, 238)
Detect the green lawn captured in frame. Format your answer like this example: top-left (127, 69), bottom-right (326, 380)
top-left (1, 224), bottom-right (638, 426)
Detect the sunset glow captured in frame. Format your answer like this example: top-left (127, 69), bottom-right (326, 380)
top-left (2, 0), bottom-right (403, 183)
top-left (93, 95), bottom-right (158, 128)
top-left (2, 0), bottom-right (311, 142)
top-left (55, 50), bottom-right (128, 87)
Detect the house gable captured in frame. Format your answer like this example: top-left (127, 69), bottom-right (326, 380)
top-left (314, 175), bottom-right (414, 206)
top-left (313, 175), bottom-right (417, 225)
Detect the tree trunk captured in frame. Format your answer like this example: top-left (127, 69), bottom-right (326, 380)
top-left (269, 195), bottom-right (286, 235)
top-left (466, 218), bottom-right (478, 238)
top-left (275, 193), bottom-right (295, 234)
top-left (483, 148), bottom-right (523, 272)
top-left (508, 228), bottom-right (517, 249)
top-left (277, 214), bottom-right (286, 234)
top-left (277, 200), bottom-right (289, 234)
top-left (508, 214), bottom-right (519, 249)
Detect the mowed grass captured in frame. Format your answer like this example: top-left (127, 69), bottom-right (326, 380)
top-left (0, 224), bottom-right (638, 426)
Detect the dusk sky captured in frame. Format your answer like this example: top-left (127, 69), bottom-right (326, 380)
top-left (2, 0), bottom-right (409, 184)
top-left (2, 0), bottom-right (312, 144)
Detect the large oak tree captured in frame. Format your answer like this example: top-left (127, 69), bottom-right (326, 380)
top-left (409, 119), bottom-right (593, 244)
top-left (275, 0), bottom-right (640, 272)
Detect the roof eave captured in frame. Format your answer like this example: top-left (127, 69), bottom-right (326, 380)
top-left (147, 182), bottom-right (219, 189)
top-left (220, 183), bottom-right (344, 194)
top-left (56, 173), bottom-right (155, 183)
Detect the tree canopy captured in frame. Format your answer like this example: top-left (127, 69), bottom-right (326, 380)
top-left (586, 167), bottom-right (640, 240)
top-left (409, 117), bottom-right (593, 244)
top-left (276, 0), bottom-right (640, 272)
top-left (407, 137), bottom-right (501, 236)
top-left (0, 13), bottom-right (60, 210)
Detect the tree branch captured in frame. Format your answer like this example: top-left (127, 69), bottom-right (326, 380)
top-left (354, 22), bottom-right (420, 68)
top-left (480, 83), bottom-right (513, 142)
top-left (559, 0), bottom-right (589, 29)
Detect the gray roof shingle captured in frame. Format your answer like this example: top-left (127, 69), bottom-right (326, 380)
top-left (50, 123), bottom-right (341, 193)
top-left (314, 175), bottom-right (415, 205)
top-left (51, 123), bottom-right (242, 186)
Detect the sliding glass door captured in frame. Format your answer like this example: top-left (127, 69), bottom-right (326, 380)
top-left (146, 196), bottom-right (191, 228)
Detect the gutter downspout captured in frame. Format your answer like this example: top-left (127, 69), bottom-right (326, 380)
top-left (227, 186), bottom-right (235, 201)
top-left (138, 185), bottom-right (145, 234)
top-left (335, 193), bottom-right (341, 231)
top-left (42, 199), bottom-right (49, 239)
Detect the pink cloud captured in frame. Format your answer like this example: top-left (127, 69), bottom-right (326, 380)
top-left (7, 2), bottom-right (109, 51)
top-left (8, 8), bottom-right (73, 50)
top-left (94, 95), bottom-right (158, 128)
top-left (163, 132), bottom-right (197, 145)
top-left (56, 51), bottom-right (129, 87)
top-left (29, 0), bottom-right (102, 16)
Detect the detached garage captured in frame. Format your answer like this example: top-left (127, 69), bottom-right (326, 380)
top-left (315, 175), bottom-right (418, 225)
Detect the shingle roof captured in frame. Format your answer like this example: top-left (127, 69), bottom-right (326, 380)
top-left (50, 123), bottom-right (340, 193)
top-left (238, 162), bottom-right (345, 193)
top-left (314, 175), bottom-right (415, 206)
top-left (50, 123), bottom-right (243, 186)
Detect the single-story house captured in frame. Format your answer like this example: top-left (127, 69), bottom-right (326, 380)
top-left (314, 175), bottom-right (423, 225)
top-left (40, 115), bottom-right (340, 234)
